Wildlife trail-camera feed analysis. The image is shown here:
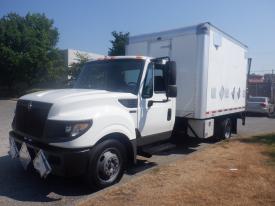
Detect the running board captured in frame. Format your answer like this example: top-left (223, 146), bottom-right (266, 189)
top-left (137, 143), bottom-right (176, 158)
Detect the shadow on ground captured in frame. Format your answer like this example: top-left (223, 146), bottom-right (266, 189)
top-left (128, 135), bottom-right (219, 174)
top-left (0, 155), bottom-right (92, 203)
top-left (0, 136), bottom-right (217, 203)
top-left (126, 136), bottom-right (211, 174)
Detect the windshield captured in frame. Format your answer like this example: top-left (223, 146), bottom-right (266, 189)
top-left (74, 59), bottom-right (145, 94)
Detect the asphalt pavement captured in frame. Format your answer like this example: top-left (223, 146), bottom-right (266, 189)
top-left (0, 100), bottom-right (275, 206)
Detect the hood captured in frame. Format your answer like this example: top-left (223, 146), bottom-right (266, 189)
top-left (20, 89), bottom-right (136, 104)
top-left (20, 89), bottom-right (137, 121)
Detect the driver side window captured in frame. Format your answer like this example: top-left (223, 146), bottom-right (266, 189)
top-left (142, 63), bottom-right (153, 98)
top-left (124, 69), bottom-right (140, 84)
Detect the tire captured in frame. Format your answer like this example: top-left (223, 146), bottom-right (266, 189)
top-left (267, 108), bottom-right (274, 117)
top-left (215, 118), bottom-right (232, 140)
top-left (86, 139), bottom-right (126, 189)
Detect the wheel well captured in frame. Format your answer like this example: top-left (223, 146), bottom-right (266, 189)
top-left (214, 115), bottom-right (237, 135)
top-left (97, 133), bottom-right (135, 165)
top-left (231, 117), bottom-right (237, 134)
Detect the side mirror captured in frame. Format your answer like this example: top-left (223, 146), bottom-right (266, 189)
top-left (167, 85), bottom-right (177, 98)
top-left (166, 61), bottom-right (177, 98)
top-left (166, 61), bottom-right (176, 85)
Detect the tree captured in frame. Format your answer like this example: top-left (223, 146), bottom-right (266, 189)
top-left (0, 12), bottom-right (65, 92)
top-left (108, 31), bottom-right (129, 56)
top-left (68, 52), bottom-right (90, 80)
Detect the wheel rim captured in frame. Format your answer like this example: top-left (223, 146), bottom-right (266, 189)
top-left (224, 121), bottom-right (231, 139)
top-left (97, 149), bottom-right (120, 183)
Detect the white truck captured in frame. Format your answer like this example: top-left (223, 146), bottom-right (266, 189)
top-left (9, 22), bottom-right (249, 189)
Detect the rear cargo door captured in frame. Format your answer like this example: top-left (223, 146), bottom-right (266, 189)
top-left (149, 40), bottom-right (171, 57)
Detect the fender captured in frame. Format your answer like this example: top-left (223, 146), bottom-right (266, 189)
top-left (49, 105), bottom-right (136, 149)
top-left (94, 124), bottom-right (135, 143)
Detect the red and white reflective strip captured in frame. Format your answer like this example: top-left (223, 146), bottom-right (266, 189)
top-left (205, 106), bottom-right (245, 116)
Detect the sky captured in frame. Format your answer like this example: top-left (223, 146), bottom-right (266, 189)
top-left (1, 0), bottom-right (275, 73)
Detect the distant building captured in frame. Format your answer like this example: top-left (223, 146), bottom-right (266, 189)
top-left (248, 74), bottom-right (264, 83)
top-left (248, 72), bottom-right (275, 103)
top-left (62, 49), bottom-right (105, 67)
top-left (264, 73), bottom-right (275, 83)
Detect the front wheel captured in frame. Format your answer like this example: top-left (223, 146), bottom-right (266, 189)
top-left (86, 139), bottom-right (126, 189)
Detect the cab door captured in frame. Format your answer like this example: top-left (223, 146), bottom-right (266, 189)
top-left (137, 62), bottom-right (175, 146)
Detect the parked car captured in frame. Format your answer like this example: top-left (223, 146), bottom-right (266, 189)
top-left (247, 96), bottom-right (274, 116)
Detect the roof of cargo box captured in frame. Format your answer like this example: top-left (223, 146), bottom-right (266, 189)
top-left (128, 22), bottom-right (248, 49)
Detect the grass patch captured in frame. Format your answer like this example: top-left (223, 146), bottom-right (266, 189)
top-left (151, 167), bottom-right (160, 174)
top-left (241, 133), bottom-right (275, 165)
top-left (218, 139), bottom-right (230, 149)
top-left (241, 133), bottom-right (275, 145)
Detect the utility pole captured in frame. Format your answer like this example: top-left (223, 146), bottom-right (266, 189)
top-left (272, 69), bottom-right (274, 104)
top-left (246, 58), bottom-right (252, 110)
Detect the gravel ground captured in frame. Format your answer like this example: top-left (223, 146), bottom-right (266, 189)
top-left (0, 100), bottom-right (275, 206)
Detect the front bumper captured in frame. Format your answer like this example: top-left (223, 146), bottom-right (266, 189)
top-left (10, 131), bottom-right (91, 177)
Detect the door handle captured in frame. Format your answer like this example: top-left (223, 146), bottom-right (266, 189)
top-left (167, 108), bottom-right (172, 121)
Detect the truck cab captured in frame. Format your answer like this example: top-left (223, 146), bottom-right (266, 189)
top-left (9, 56), bottom-right (177, 189)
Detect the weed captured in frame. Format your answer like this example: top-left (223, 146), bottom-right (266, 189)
top-left (241, 134), bottom-right (275, 145)
top-left (241, 133), bottom-right (275, 164)
top-left (151, 167), bottom-right (160, 174)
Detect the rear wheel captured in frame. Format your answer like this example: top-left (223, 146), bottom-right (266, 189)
top-left (223, 118), bottom-right (232, 139)
top-left (215, 118), bottom-right (232, 140)
top-left (267, 108), bottom-right (274, 117)
top-left (87, 139), bottom-right (126, 189)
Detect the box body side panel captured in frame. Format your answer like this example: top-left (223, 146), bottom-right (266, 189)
top-left (205, 28), bottom-right (248, 118)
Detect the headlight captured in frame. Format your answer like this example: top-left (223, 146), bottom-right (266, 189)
top-left (45, 120), bottom-right (92, 140)
top-left (65, 122), bottom-right (92, 137)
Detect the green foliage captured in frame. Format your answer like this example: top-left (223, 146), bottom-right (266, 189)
top-left (241, 133), bottom-right (275, 145)
top-left (0, 12), bottom-right (66, 93)
top-left (241, 133), bottom-right (275, 165)
top-left (108, 31), bottom-right (129, 56)
top-left (68, 52), bottom-right (90, 80)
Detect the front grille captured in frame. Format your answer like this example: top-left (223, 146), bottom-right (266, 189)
top-left (13, 100), bottom-right (52, 138)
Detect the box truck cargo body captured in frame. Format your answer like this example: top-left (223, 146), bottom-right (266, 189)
top-left (8, 22), bottom-right (248, 189)
top-left (126, 22), bottom-right (248, 120)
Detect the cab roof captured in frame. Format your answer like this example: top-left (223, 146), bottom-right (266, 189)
top-left (87, 55), bottom-right (152, 63)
